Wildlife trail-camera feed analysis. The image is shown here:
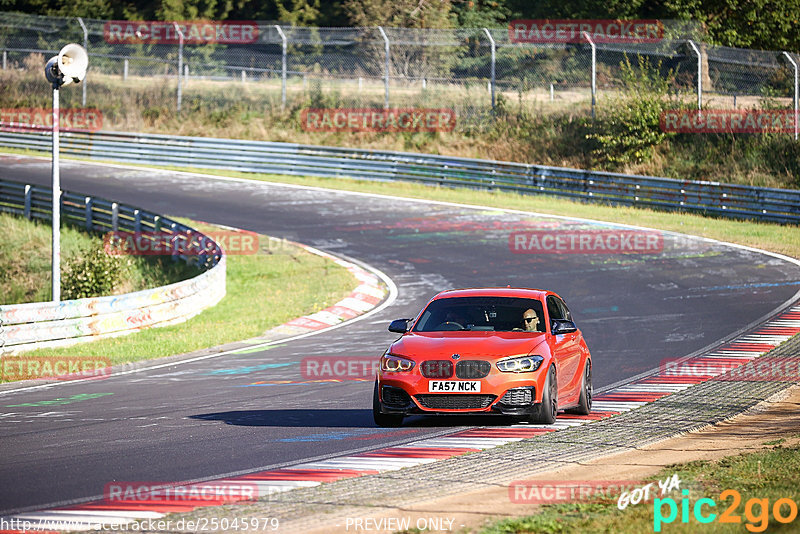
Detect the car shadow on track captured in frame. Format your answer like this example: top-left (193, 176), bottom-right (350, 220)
top-left (190, 409), bottom-right (524, 428)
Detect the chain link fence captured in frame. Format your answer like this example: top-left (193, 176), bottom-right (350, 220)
top-left (1, 12), bottom-right (799, 130)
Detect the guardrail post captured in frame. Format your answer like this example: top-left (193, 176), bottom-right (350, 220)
top-left (482, 28), bottom-right (496, 113)
top-left (275, 25), bottom-right (287, 109)
top-left (2, 50), bottom-right (7, 70)
top-left (134, 209), bottom-right (141, 232)
top-left (583, 31), bottom-right (596, 119)
top-left (170, 222), bottom-right (179, 262)
top-left (123, 58), bottom-right (128, 81)
top-left (377, 26), bottom-right (390, 109)
top-left (111, 202), bottom-right (119, 231)
top-left (782, 52), bottom-right (799, 141)
top-left (687, 40), bottom-right (702, 110)
top-left (23, 185), bottom-right (31, 219)
top-left (173, 22), bottom-right (184, 113)
top-left (84, 196), bottom-right (93, 231)
top-left (77, 17), bottom-right (88, 107)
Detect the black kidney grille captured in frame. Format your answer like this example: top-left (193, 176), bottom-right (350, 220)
top-left (455, 360), bottom-right (491, 379)
top-left (415, 394), bottom-right (496, 410)
top-left (420, 360), bottom-right (453, 378)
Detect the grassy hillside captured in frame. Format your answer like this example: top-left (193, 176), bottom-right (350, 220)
top-left (2, 56), bottom-right (798, 191)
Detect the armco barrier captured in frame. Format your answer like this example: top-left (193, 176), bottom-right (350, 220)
top-left (0, 178), bottom-right (225, 354)
top-left (1, 129), bottom-right (799, 224)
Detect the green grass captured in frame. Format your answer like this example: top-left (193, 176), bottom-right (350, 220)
top-left (480, 444), bottom-right (800, 533)
top-left (0, 213), bottom-right (198, 304)
top-left (10, 222), bottom-right (356, 369)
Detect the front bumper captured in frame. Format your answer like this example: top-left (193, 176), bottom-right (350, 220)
top-left (377, 384), bottom-right (539, 416)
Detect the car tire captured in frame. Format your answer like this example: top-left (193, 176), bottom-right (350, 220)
top-left (372, 381), bottom-right (404, 427)
top-left (567, 360), bottom-right (592, 416)
top-left (532, 365), bottom-right (557, 424)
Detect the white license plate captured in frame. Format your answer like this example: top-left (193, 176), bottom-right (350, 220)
top-left (428, 380), bottom-right (481, 393)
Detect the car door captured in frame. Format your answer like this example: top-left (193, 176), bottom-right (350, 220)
top-left (547, 295), bottom-right (582, 401)
top-left (558, 297), bottom-right (585, 397)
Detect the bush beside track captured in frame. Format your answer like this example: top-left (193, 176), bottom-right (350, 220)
top-left (0, 212), bottom-right (199, 304)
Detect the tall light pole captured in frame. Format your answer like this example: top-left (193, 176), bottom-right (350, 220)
top-left (44, 44), bottom-right (88, 302)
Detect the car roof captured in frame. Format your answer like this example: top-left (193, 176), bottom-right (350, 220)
top-left (430, 287), bottom-right (551, 300)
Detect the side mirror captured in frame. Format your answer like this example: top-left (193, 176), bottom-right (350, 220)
top-left (388, 318), bottom-right (411, 333)
top-left (551, 319), bottom-right (577, 335)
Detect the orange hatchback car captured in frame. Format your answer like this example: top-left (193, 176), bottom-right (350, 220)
top-left (373, 288), bottom-right (593, 427)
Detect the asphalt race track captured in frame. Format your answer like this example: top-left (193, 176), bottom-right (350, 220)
top-left (1, 155), bottom-right (799, 514)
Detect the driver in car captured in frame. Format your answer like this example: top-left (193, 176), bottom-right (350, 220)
top-left (442, 310), bottom-right (467, 327)
top-left (522, 308), bottom-right (540, 332)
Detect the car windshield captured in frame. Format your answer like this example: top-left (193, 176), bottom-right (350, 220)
top-left (413, 296), bottom-right (546, 332)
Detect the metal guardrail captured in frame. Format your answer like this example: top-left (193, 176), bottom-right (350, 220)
top-left (1, 129), bottom-right (799, 224)
top-left (0, 178), bottom-right (226, 354)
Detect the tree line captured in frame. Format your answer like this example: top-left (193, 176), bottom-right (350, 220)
top-left (3, 0), bottom-right (799, 51)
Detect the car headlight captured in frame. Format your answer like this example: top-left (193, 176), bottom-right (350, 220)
top-left (496, 355), bottom-right (544, 373)
top-left (381, 353), bottom-right (415, 373)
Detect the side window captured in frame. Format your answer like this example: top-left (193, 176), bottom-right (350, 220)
top-left (556, 297), bottom-right (573, 322)
top-left (546, 296), bottom-right (564, 321)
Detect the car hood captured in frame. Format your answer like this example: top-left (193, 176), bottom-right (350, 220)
top-left (390, 332), bottom-right (546, 362)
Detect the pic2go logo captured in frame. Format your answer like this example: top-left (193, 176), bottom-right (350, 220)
top-left (654, 490), bottom-right (799, 532)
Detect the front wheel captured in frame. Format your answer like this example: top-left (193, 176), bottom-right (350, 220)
top-left (568, 360), bottom-right (592, 416)
top-left (373, 381), bottom-right (404, 427)
top-left (532, 365), bottom-right (558, 424)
